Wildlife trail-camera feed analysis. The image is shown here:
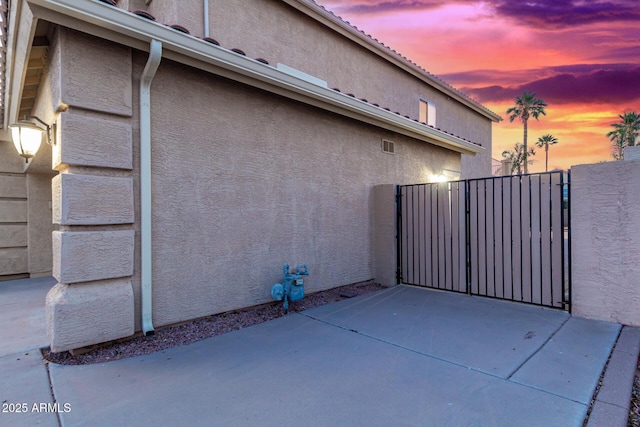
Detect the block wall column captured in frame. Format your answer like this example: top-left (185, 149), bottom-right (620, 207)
top-left (372, 184), bottom-right (398, 287)
top-left (571, 160), bottom-right (640, 327)
top-left (46, 28), bottom-right (136, 352)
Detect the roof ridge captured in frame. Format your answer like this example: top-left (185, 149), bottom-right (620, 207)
top-left (305, 0), bottom-right (500, 121)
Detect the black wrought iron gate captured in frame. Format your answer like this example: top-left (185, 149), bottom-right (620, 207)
top-left (397, 171), bottom-right (570, 310)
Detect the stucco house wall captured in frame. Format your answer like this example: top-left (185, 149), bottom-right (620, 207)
top-left (0, 0), bottom-right (497, 282)
top-left (125, 0), bottom-right (496, 176)
top-left (136, 55), bottom-right (460, 328)
top-left (42, 24), bottom-right (465, 350)
top-left (5, 0), bottom-right (498, 352)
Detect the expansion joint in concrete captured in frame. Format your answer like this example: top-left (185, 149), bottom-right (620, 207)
top-left (506, 316), bottom-right (571, 380)
top-left (44, 357), bottom-right (63, 427)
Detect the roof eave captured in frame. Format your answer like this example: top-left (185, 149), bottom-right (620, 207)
top-left (18, 0), bottom-right (484, 156)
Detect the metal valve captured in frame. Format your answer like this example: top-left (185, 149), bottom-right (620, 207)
top-left (270, 264), bottom-right (309, 313)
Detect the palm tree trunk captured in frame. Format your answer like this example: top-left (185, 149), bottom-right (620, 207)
top-left (545, 144), bottom-right (549, 172)
top-left (523, 119), bottom-right (529, 174)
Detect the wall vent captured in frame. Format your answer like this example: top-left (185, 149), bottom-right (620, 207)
top-left (382, 139), bottom-right (395, 154)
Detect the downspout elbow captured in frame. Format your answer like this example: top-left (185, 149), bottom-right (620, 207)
top-left (141, 40), bottom-right (162, 336)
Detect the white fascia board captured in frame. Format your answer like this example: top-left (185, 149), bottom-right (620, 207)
top-left (4, 0), bottom-right (38, 130)
top-left (23, 0), bottom-right (484, 155)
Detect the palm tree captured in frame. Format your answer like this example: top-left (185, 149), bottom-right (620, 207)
top-left (507, 92), bottom-right (547, 173)
top-left (608, 130), bottom-right (626, 160)
top-left (502, 142), bottom-right (536, 174)
top-left (535, 134), bottom-right (559, 172)
top-left (607, 112), bottom-right (640, 160)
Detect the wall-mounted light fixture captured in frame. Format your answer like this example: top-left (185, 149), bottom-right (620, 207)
top-left (430, 168), bottom-right (461, 183)
top-left (8, 116), bottom-right (55, 162)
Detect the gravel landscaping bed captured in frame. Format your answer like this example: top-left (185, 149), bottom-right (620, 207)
top-left (42, 280), bottom-right (385, 365)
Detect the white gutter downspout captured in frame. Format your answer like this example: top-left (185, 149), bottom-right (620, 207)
top-left (203, 0), bottom-right (209, 38)
top-left (141, 40), bottom-right (162, 336)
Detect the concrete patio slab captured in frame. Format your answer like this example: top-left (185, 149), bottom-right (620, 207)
top-left (49, 313), bottom-right (587, 427)
top-left (0, 350), bottom-right (58, 427)
top-left (0, 276), bottom-right (56, 357)
top-left (596, 338), bottom-right (638, 406)
top-left (510, 316), bottom-right (620, 404)
top-left (1, 281), bottom-right (631, 427)
top-left (587, 326), bottom-right (640, 427)
top-left (587, 400), bottom-right (630, 427)
top-left (304, 285), bottom-right (570, 378)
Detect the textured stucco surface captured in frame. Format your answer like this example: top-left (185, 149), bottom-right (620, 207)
top-left (58, 111), bottom-right (133, 170)
top-left (44, 28), bottom-right (137, 350)
top-left (52, 174), bottom-right (134, 225)
top-left (46, 280), bottom-right (134, 352)
top-left (52, 230), bottom-right (134, 285)
top-left (0, 200), bottom-right (27, 222)
top-left (123, 0), bottom-right (492, 175)
top-left (0, 174), bottom-right (26, 198)
top-left (0, 173), bottom-right (28, 276)
top-left (0, 142), bottom-right (27, 174)
top-left (571, 160), bottom-right (640, 326)
top-left (58, 27), bottom-right (132, 116)
top-left (0, 248), bottom-right (28, 275)
top-left (44, 16), bottom-right (493, 348)
top-left (26, 174), bottom-right (55, 276)
top-left (0, 224), bottom-right (27, 247)
top-left (207, 1), bottom-right (493, 145)
top-left (373, 185), bottom-right (397, 287)
top-left (130, 56), bottom-right (460, 327)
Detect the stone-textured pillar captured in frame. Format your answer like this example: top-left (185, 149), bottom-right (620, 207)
top-left (372, 184), bottom-right (398, 287)
top-left (46, 28), bottom-right (136, 352)
top-left (571, 160), bottom-right (640, 326)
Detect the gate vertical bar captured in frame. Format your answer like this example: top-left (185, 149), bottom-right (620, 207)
top-left (550, 172), bottom-right (563, 307)
top-left (396, 185), bottom-right (402, 283)
top-left (549, 173), bottom-right (554, 305)
top-left (567, 169), bottom-right (572, 313)
top-left (396, 174), bottom-right (569, 311)
top-left (464, 180), bottom-right (471, 294)
top-left (560, 171), bottom-right (566, 310)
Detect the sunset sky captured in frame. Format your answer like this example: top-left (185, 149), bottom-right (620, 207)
top-left (315, 0), bottom-right (640, 172)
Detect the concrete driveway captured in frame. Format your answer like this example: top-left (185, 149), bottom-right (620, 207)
top-left (0, 279), bottom-right (635, 426)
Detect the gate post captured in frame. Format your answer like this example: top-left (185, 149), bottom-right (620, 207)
top-left (372, 184), bottom-right (398, 287)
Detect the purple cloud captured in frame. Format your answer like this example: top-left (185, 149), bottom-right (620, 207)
top-left (442, 63), bottom-right (639, 87)
top-left (458, 66), bottom-right (640, 105)
top-left (320, 0), bottom-right (640, 28)
top-left (324, 0), bottom-right (441, 14)
top-left (494, 0), bottom-right (640, 29)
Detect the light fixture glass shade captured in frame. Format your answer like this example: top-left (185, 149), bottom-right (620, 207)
top-left (9, 122), bottom-right (44, 159)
